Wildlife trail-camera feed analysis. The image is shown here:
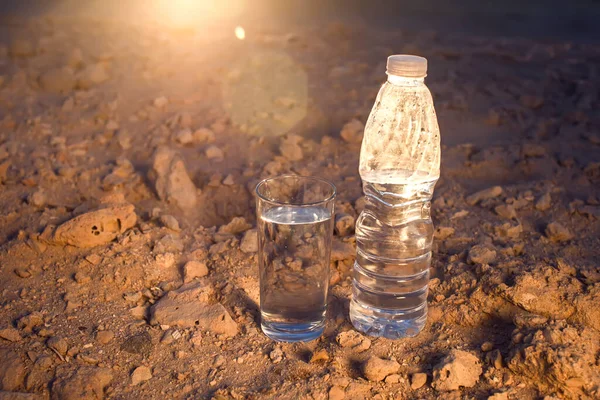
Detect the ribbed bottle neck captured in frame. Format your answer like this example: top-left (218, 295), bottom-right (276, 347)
top-left (387, 75), bottom-right (425, 86)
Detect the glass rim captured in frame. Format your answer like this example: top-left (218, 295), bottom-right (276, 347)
top-left (255, 174), bottom-right (337, 207)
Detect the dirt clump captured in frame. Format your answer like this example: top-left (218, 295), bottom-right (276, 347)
top-left (432, 350), bottom-right (482, 391)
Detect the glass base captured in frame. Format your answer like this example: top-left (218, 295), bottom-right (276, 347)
top-left (349, 300), bottom-right (426, 339)
top-left (261, 319), bottom-right (325, 342)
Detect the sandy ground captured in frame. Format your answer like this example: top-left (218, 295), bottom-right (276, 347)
top-left (0, 4), bottom-right (599, 400)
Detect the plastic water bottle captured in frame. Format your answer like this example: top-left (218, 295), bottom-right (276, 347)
top-left (350, 55), bottom-right (441, 338)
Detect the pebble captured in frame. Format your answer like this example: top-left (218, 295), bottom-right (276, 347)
top-left (153, 96), bottom-right (169, 108)
top-left (336, 330), bottom-right (371, 352)
top-left (494, 204), bottom-right (517, 220)
top-left (152, 146), bottom-right (197, 210)
top-left (120, 332), bottom-right (153, 356)
top-left (17, 312), bottom-right (43, 333)
top-left (545, 222), bottom-right (573, 242)
top-left (432, 350), bottom-right (482, 391)
top-left (467, 244), bottom-right (497, 265)
top-left (520, 94), bottom-right (544, 109)
top-left (175, 128), bottom-right (193, 145)
top-left (385, 374), bottom-right (401, 384)
top-left (205, 145), bottom-right (224, 161)
top-left (47, 337), bottom-right (68, 356)
top-left (481, 341), bottom-right (494, 352)
top-left (28, 190), bottom-right (47, 208)
top-left (434, 226), bottom-right (455, 240)
top-left (95, 330), bottom-right (114, 344)
top-left (51, 367), bottom-right (113, 400)
top-left (76, 63), bottom-right (110, 89)
top-left (280, 135), bottom-right (304, 161)
top-left (466, 186), bottom-right (503, 206)
top-left (240, 229), bottom-right (258, 253)
top-left (183, 260), bottom-right (209, 282)
top-left (363, 356), bottom-right (400, 382)
top-left (39, 67), bottom-right (76, 93)
top-left (14, 268), bottom-right (31, 279)
top-left (269, 347), bottom-right (283, 364)
top-left (131, 366), bottom-right (152, 386)
top-left (0, 327), bottom-right (22, 342)
top-left (9, 39), bottom-right (35, 57)
top-left (335, 214), bottom-right (355, 236)
top-left (309, 349), bottom-right (329, 364)
top-left (340, 119), bottom-right (364, 143)
top-left (160, 215), bottom-right (181, 231)
top-left (222, 174), bottom-right (234, 185)
top-left (410, 372), bottom-right (428, 390)
top-left (192, 128), bottom-right (215, 144)
top-left (535, 193), bottom-right (552, 211)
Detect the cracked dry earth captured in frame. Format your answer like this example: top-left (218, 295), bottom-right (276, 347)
top-left (0, 11), bottom-right (599, 400)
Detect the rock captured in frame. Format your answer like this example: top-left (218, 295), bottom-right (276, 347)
top-left (466, 186), bottom-right (503, 206)
top-left (0, 350), bottom-right (26, 391)
top-left (50, 367), bottom-right (112, 400)
top-left (328, 386), bottom-right (345, 400)
top-left (410, 372), bottom-right (427, 390)
top-left (68, 48), bottom-right (83, 68)
top-left (269, 347), bottom-right (283, 364)
top-left (50, 201), bottom-right (136, 248)
top-left (336, 330), bottom-right (371, 352)
top-left (487, 393), bottom-right (508, 400)
top-left (309, 349), bottom-right (329, 364)
top-left (494, 204), bottom-right (517, 219)
top-left (76, 64), bottom-right (109, 89)
top-left (340, 119), bottom-right (364, 144)
top-left (174, 129), bottom-right (193, 145)
top-left (481, 341), bottom-right (494, 352)
top-left (159, 215), bottom-right (180, 231)
top-left (39, 67), bottom-right (76, 93)
top-left (153, 96), bottom-right (169, 108)
top-left (521, 143), bottom-right (546, 158)
top-left (363, 356), bottom-right (400, 382)
top-left (129, 306), bottom-right (147, 320)
top-left (467, 244), bottom-right (497, 265)
top-left (183, 260), bottom-right (209, 282)
top-left (434, 226), bottom-right (455, 240)
top-left (218, 217), bottom-right (252, 235)
top-left (432, 350), bottom-right (482, 391)
top-left (120, 332), bottom-right (153, 356)
top-left (280, 135), bottom-right (303, 161)
top-left (534, 193), bottom-right (552, 211)
top-left (335, 214), bottom-right (355, 236)
top-left (47, 337), bottom-right (68, 356)
top-left (385, 374), bottom-right (400, 384)
top-left (0, 327), bottom-right (21, 342)
top-left (239, 229), bottom-right (258, 253)
top-left (205, 145), bottom-right (224, 161)
top-left (151, 146), bottom-right (197, 210)
top-left (192, 128), bottom-right (215, 144)
top-left (9, 39), bottom-right (35, 57)
top-left (17, 312), bottom-right (43, 333)
top-left (545, 222), bottom-right (573, 243)
top-left (95, 331), bottom-right (114, 345)
top-left (150, 282), bottom-right (238, 337)
top-left (130, 366), bottom-right (152, 386)
top-left (573, 284), bottom-right (600, 331)
top-left (0, 392), bottom-right (43, 399)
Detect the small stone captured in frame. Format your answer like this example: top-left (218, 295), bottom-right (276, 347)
top-left (520, 94), bottom-right (544, 109)
top-left (9, 39), bottom-right (35, 57)
top-left (410, 372), bottom-right (427, 390)
top-left (74, 272), bottom-right (91, 284)
top-left (240, 229), bottom-right (258, 253)
top-left (340, 119), bottom-right (364, 143)
top-left (434, 226), bottom-right (455, 240)
top-left (385, 374), bottom-right (401, 384)
top-left (309, 349), bottom-right (329, 364)
top-left (0, 349), bottom-right (26, 391)
top-left (47, 337), bottom-right (68, 356)
top-left (14, 268), bottom-right (31, 279)
top-left (96, 330), bottom-right (114, 344)
top-left (76, 63), bottom-right (109, 89)
top-left (0, 327), bottom-right (22, 342)
top-left (192, 128), bottom-right (215, 144)
top-left (494, 204), bottom-right (517, 219)
top-left (160, 215), bottom-right (181, 231)
top-left (205, 145), bottom-right (224, 161)
top-left (39, 67), bottom-right (76, 93)
top-left (131, 366), bottom-right (152, 386)
top-left (363, 356), bottom-right (400, 382)
top-left (280, 135), bottom-right (303, 161)
top-left (218, 217), bottom-right (252, 235)
top-left (336, 330), bottom-right (371, 352)
top-left (269, 347), bottom-right (283, 364)
top-left (51, 367), bottom-right (113, 400)
top-left (467, 244), bottom-right (497, 265)
top-left (153, 96), bottom-right (169, 108)
top-left (545, 222), bottom-right (573, 243)
top-left (335, 214), bottom-right (355, 236)
top-left (129, 306), bottom-right (147, 320)
top-left (175, 128), bottom-right (193, 145)
top-left (432, 350), bottom-right (482, 391)
top-left (481, 342), bottom-right (494, 352)
top-left (28, 190), bottom-right (46, 208)
top-left (328, 386), bottom-right (345, 400)
top-left (151, 146), bottom-right (197, 210)
top-left (521, 143), bottom-right (546, 158)
top-left (17, 312), bottom-right (43, 333)
top-left (121, 332), bottom-right (153, 356)
top-left (222, 174), bottom-right (234, 185)
top-left (535, 193), bottom-right (552, 211)
top-left (466, 186), bottom-right (503, 206)
top-left (183, 260), bottom-right (209, 282)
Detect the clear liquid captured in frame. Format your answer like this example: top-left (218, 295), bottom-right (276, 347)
top-left (259, 205), bottom-right (333, 342)
top-left (350, 171), bottom-right (437, 338)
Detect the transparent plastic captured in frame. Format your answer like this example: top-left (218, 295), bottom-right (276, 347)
top-left (350, 72), bottom-right (440, 339)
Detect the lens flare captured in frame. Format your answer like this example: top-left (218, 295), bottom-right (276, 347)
top-left (234, 26), bottom-right (246, 40)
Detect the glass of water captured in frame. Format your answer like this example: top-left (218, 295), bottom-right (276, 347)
top-left (256, 175), bottom-right (336, 342)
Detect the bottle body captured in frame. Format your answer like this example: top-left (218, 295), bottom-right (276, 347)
top-left (350, 75), bottom-right (440, 339)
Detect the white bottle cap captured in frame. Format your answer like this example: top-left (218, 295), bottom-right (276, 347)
top-left (386, 55), bottom-right (427, 78)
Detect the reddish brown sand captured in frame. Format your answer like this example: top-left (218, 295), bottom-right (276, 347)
top-left (0, 9), bottom-right (599, 400)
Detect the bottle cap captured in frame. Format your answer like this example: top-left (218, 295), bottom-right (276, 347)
top-left (386, 55), bottom-right (427, 78)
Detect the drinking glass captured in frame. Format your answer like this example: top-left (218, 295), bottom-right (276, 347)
top-left (256, 175), bottom-right (336, 342)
